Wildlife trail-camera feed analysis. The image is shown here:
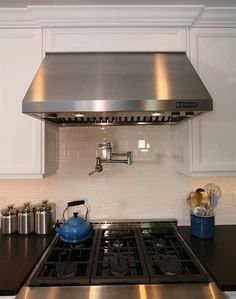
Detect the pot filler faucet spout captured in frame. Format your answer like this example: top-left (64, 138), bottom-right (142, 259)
top-left (89, 143), bottom-right (132, 175)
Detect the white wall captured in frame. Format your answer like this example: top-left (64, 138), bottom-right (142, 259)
top-left (0, 125), bottom-right (235, 225)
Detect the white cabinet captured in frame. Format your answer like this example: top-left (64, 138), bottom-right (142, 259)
top-left (177, 28), bottom-right (236, 176)
top-left (226, 292), bottom-right (236, 299)
top-left (0, 28), bottom-right (58, 178)
top-left (45, 27), bottom-right (186, 52)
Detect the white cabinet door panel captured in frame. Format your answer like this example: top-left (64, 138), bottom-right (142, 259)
top-left (45, 28), bottom-right (186, 52)
top-left (0, 29), bottom-right (42, 175)
top-left (190, 28), bottom-right (236, 172)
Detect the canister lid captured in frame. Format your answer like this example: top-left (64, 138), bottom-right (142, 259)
top-left (1, 204), bottom-right (18, 216)
top-left (19, 202), bottom-right (34, 213)
top-left (35, 200), bottom-right (54, 212)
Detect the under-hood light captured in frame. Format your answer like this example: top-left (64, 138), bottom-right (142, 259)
top-left (75, 113), bottom-right (84, 117)
top-left (151, 112), bottom-right (161, 117)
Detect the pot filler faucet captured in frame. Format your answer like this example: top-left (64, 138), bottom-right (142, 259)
top-left (89, 143), bottom-right (132, 175)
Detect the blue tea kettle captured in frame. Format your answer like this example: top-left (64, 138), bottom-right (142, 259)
top-left (54, 200), bottom-right (91, 244)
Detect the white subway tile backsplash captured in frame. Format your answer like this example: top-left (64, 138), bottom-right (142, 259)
top-left (219, 193), bottom-right (234, 206)
top-left (0, 195), bottom-right (6, 211)
top-left (215, 215), bottom-right (236, 225)
top-left (0, 126), bottom-right (236, 225)
top-left (216, 206), bottom-right (235, 216)
top-left (234, 191), bottom-right (236, 206)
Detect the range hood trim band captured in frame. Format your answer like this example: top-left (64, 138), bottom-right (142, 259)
top-left (23, 98), bottom-right (213, 114)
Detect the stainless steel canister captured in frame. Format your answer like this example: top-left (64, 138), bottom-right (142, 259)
top-left (1, 204), bottom-right (18, 234)
top-left (18, 202), bottom-right (34, 234)
top-left (35, 200), bottom-right (56, 235)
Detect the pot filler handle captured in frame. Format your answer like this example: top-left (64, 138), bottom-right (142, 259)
top-left (63, 200), bottom-right (89, 221)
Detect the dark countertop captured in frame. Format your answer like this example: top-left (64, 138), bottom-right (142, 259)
top-left (0, 232), bottom-right (55, 296)
top-left (178, 225), bottom-right (236, 292)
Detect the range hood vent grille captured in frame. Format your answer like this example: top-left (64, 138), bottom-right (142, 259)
top-left (37, 112), bottom-right (195, 126)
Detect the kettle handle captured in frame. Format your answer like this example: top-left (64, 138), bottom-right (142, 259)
top-left (67, 200), bottom-right (85, 207)
top-left (63, 200), bottom-right (88, 221)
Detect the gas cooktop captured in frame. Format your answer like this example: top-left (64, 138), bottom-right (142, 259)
top-left (29, 221), bottom-right (208, 286)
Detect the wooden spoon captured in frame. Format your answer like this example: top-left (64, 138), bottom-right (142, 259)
top-left (200, 191), bottom-right (209, 204)
top-left (195, 191), bottom-right (203, 206)
top-left (186, 197), bottom-right (192, 210)
top-left (189, 192), bottom-right (198, 210)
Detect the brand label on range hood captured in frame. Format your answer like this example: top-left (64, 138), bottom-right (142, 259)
top-left (175, 101), bottom-right (198, 108)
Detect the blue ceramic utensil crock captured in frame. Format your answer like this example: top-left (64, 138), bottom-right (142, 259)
top-left (55, 200), bottom-right (91, 244)
top-left (191, 213), bottom-right (214, 239)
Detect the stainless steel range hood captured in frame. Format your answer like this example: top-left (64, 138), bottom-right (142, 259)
top-left (22, 52), bottom-right (213, 126)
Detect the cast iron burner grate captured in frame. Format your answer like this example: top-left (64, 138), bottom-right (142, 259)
top-left (91, 228), bottom-right (149, 284)
top-left (29, 222), bottom-right (209, 287)
top-left (139, 226), bottom-right (209, 283)
top-left (29, 230), bottom-right (98, 286)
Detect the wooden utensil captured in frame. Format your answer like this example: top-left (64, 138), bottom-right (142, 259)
top-left (195, 191), bottom-right (203, 206)
top-left (200, 191), bottom-right (209, 204)
top-left (189, 192), bottom-right (198, 210)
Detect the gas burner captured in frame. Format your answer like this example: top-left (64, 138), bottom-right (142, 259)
top-left (158, 256), bottom-right (183, 275)
top-left (104, 247), bottom-right (109, 255)
top-left (104, 230), bottom-right (110, 237)
top-left (55, 262), bottom-right (77, 277)
top-left (55, 247), bottom-right (77, 277)
top-left (110, 253), bottom-right (128, 276)
top-left (153, 237), bottom-right (166, 248)
top-left (112, 239), bottom-right (124, 248)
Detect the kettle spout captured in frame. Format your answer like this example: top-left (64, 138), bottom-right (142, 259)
top-left (54, 221), bottom-right (62, 234)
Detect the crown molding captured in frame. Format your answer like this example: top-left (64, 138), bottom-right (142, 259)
top-left (193, 7), bottom-right (236, 27)
top-left (0, 8), bottom-right (39, 28)
top-left (28, 5), bottom-right (203, 27)
top-left (0, 4), bottom-right (235, 28)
